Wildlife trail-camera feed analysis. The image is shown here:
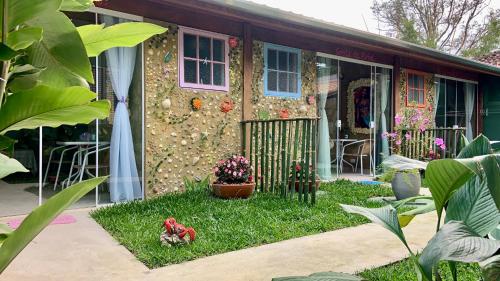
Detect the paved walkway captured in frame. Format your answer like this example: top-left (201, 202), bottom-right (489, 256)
top-left (0, 209), bottom-right (437, 281)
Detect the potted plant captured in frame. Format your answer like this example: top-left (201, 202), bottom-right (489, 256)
top-left (212, 155), bottom-right (255, 199)
top-left (289, 161), bottom-right (321, 193)
top-left (380, 155), bottom-right (428, 200)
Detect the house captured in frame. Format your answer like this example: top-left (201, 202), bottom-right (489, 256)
top-left (1, 0), bottom-right (500, 216)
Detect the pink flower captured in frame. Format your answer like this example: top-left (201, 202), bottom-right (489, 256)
top-left (440, 144), bottom-right (446, 151)
top-left (395, 139), bottom-right (402, 146)
top-left (435, 138), bottom-right (444, 146)
top-left (238, 172), bottom-right (242, 177)
top-left (224, 169), bottom-right (229, 173)
top-left (405, 133), bottom-right (411, 140)
top-left (395, 114), bottom-right (403, 126)
top-left (233, 171), bottom-right (237, 176)
top-left (419, 125), bottom-right (426, 133)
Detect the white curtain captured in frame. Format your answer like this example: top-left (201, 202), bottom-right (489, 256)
top-left (316, 59), bottom-right (332, 181)
top-left (464, 82), bottom-right (475, 141)
top-left (379, 69), bottom-right (390, 159)
top-left (434, 78), bottom-right (440, 121)
top-left (103, 15), bottom-right (142, 202)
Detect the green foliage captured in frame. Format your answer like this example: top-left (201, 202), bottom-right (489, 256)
top-left (341, 135), bottom-right (500, 281)
top-left (6, 27), bottom-right (42, 50)
top-left (462, 11), bottom-right (500, 58)
top-left (479, 255), bottom-right (500, 281)
top-left (0, 177), bottom-right (108, 273)
top-left (272, 272), bottom-right (364, 281)
top-left (91, 180), bottom-right (393, 268)
top-left (183, 175), bottom-right (210, 192)
top-left (0, 153), bottom-right (27, 178)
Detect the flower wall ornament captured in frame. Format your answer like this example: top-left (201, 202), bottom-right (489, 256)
top-left (160, 217), bottom-right (196, 246)
top-left (279, 108), bottom-right (289, 119)
top-left (228, 37), bottom-right (239, 49)
top-left (306, 95), bottom-right (315, 105)
top-left (219, 98), bottom-right (234, 113)
top-left (190, 97), bottom-right (202, 111)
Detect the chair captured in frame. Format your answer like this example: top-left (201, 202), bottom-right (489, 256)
top-left (341, 139), bottom-right (374, 175)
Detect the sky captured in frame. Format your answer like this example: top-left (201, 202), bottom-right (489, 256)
top-left (248, 0), bottom-right (500, 35)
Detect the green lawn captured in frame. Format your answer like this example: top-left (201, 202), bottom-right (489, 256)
top-left (91, 180), bottom-right (393, 268)
top-left (359, 258), bottom-right (482, 280)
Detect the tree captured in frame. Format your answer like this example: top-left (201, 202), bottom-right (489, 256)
top-left (372, 0), bottom-right (500, 57)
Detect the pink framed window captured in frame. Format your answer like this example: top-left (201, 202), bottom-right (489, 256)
top-left (178, 26), bottom-right (230, 92)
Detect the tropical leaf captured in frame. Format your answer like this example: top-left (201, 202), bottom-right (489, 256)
top-left (0, 223), bottom-right (12, 248)
top-left (381, 154), bottom-right (428, 171)
top-left (6, 27), bottom-right (43, 50)
top-left (418, 221), bottom-right (500, 281)
top-left (0, 153), bottom-right (28, 179)
top-left (60, 0), bottom-right (93, 11)
top-left (0, 177), bottom-right (107, 273)
top-left (27, 11), bottom-right (93, 87)
top-left (341, 204), bottom-right (412, 254)
top-left (480, 155), bottom-right (500, 210)
top-left (0, 134), bottom-right (15, 154)
top-left (479, 255), bottom-right (500, 281)
top-left (7, 64), bottom-right (42, 92)
top-left (446, 175), bottom-right (500, 237)
top-left (0, 85), bottom-right (110, 134)
top-left (3, 0), bottom-right (61, 31)
top-left (272, 272), bottom-right (364, 281)
top-left (457, 134), bottom-right (492, 159)
top-left (489, 225), bottom-right (500, 240)
top-left (77, 22), bottom-right (167, 57)
top-left (0, 43), bottom-right (17, 60)
top-left (425, 159), bottom-right (474, 220)
top-left (398, 199), bottom-right (435, 227)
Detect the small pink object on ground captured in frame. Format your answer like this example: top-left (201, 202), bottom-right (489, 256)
top-left (7, 214), bottom-right (77, 229)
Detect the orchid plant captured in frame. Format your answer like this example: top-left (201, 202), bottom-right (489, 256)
top-left (383, 108), bottom-right (445, 159)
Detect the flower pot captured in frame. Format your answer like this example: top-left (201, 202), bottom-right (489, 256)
top-left (211, 182), bottom-right (255, 199)
top-left (391, 171), bottom-right (421, 200)
top-left (290, 179), bottom-right (321, 193)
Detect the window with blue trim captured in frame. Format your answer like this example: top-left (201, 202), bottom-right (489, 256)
top-left (264, 43), bottom-right (301, 98)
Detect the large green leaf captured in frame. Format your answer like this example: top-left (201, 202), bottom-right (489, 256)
top-left (381, 154), bottom-right (428, 171)
top-left (0, 85), bottom-right (110, 134)
top-left (340, 204), bottom-right (412, 254)
top-left (2, 0), bottom-right (61, 31)
top-left (6, 27), bottom-right (43, 50)
top-left (480, 155), bottom-right (500, 210)
top-left (0, 176), bottom-right (107, 273)
top-left (398, 199), bottom-right (435, 227)
top-left (77, 22), bottom-right (167, 57)
top-left (0, 153), bottom-right (28, 179)
top-left (0, 224), bottom-right (12, 248)
top-left (272, 272), bottom-right (364, 281)
top-left (479, 255), bottom-right (500, 281)
top-left (489, 225), bottom-right (500, 240)
top-left (446, 175), bottom-right (500, 237)
top-left (418, 221), bottom-right (500, 280)
top-left (60, 0), bottom-right (93, 11)
top-left (27, 11), bottom-right (93, 87)
top-left (457, 134), bottom-right (492, 159)
top-left (0, 43), bottom-right (17, 60)
top-left (425, 159), bottom-right (474, 220)
top-left (7, 64), bottom-right (42, 92)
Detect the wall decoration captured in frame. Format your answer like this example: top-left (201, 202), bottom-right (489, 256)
top-left (161, 98), bottom-right (171, 109)
top-left (190, 97), bottom-right (202, 111)
top-left (279, 108), bottom-right (290, 119)
top-left (163, 51), bottom-right (173, 63)
top-left (347, 78), bottom-right (371, 135)
top-left (220, 98), bottom-right (234, 113)
top-left (306, 95), bottom-right (315, 105)
top-left (228, 37), bottom-right (239, 49)
top-left (258, 109), bottom-right (270, 120)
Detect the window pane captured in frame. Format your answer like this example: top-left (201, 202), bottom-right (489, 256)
top-left (408, 74), bottom-right (413, 88)
top-left (420, 90), bottom-right (425, 104)
top-left (199, 36), bottom-right (211, 60)
top-left (213, 39), bottom-right (224, 62)
top-left (199, 61), bottom-right (211, 85)
top-left (278, 72), bottom-right (288, 92)
top-left (289, 53), bottom-right (298, 72)
top-left (184, 34), bottom-right (197, 58)
top-left (409, 89), bottom-right (415, 103)
top-left (213, 63), bottom-right (225, 86)
top-left (288, 73), bottom-right (298, 93)
top-left (278, 51), bottom-right (288, 71)
top-left (268, 49), bottom-right (277, 70)
top-left (184, 59), bottom-right (197, 83)
top-left (267, 70), bottom-right (277, 91)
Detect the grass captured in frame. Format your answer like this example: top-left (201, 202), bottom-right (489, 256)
top-left (91, 180), bottom-right (393, 268)
top-left (359, 258), bottom-right (482, 280)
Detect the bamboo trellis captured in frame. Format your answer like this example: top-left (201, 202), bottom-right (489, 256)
top-left (241, 117), bottom-right (319, 204)
top-left (397, 127), bottom-right (466, 160)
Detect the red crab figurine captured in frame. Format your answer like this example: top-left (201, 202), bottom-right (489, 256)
top-left (161, 217), bottom-right (196, 246)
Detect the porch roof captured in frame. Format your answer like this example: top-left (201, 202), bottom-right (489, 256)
top-left (195, 0), bottom-right (500, 77)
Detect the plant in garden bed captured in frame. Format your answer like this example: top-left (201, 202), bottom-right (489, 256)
top-left (341, 135), bottom-right (500, 281)
top-left (0, 0), bottom-right (165, 274)
top-left (289, 161), bottom-right (321, 192)
top-left (212, 155), bottom-right (255, 199)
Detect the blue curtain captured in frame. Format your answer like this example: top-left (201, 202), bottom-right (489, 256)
top-left (317, 58), bottom-right (332, 180)
top-left (103, 15), bottom-right (142, 202)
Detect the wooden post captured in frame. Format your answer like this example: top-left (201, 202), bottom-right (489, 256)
top-left (393, 56), bottom-right (401, 124)
top-left (242, 23), bottom-right (253, 157)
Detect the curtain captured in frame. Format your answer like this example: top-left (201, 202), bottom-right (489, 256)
top-left (103, 15), bottom-right (142, 202)
top-left (379, 69), bottom-right (390, 159)
top-left (433, 78), bottom-right (440, 121)
top-left (464, 82), bottom-right (475, 141)
top-left (316, 58), bottom-right (332, 181)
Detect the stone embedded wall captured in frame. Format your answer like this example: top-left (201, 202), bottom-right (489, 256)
top-left (144, 21), bottom-right (243, 197)
top-left (398, 68), bottom-right (437, 125)
top-left (250, 41), bottom-right (318, 119)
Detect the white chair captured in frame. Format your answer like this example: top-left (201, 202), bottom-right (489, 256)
top-left (341, 139), bottom-right (374, 175)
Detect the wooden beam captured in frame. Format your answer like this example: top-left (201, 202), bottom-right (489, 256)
top-left (393, 56), bottom-right (401, 121)
top-left (242, 23), bottom-right (253, 157)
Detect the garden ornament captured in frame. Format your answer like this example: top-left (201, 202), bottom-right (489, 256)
top-left (160, 217), bottom-right (196, 246)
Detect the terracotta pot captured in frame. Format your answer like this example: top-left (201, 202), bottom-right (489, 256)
top-left (211, 182), bottom-right (255, 199)
top-left (290, 179), bottom-right (321, 192)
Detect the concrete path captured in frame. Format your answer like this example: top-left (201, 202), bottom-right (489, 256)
top-left (0, 209), bottom-right (437, 281)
